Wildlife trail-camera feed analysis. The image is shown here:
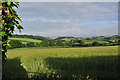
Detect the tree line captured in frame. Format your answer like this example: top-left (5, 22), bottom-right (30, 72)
top-left (8, 39), bottom-right (120, 49)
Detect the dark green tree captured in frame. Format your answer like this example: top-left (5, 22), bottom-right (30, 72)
top-left (92, 41), bottom-right (99, 46)
top-left (26, 42), bottom-right (35, 47)
top-left (8, 40), bottom-right (24, 49)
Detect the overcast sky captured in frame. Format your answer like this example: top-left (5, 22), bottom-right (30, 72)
top-left (15, 2), bottom-right (118, 37)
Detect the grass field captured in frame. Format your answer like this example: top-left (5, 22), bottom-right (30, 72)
top-left (9, 38), bottom-right (42, 44)
top-left (3, 46), bottom-right (119, 79)
top-left (60, 37), bottom-right (107, 44)
top-left (84, 40), bottom-right (106, 44)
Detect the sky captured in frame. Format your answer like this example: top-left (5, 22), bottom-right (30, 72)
top-left (18, 0), bottom-right (119, 2)
top-left (14, 2), bottom-right (118, 37)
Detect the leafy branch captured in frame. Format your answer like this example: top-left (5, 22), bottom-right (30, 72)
top-left (1, 1), bottom-right (23, 61)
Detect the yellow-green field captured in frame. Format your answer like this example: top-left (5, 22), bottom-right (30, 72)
top-left (3, 46), bottom-right (119, 79)
top-left (9, 38), bottom-right (42, 43)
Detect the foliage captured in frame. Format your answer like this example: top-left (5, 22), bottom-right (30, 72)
top-left (1, 1), bottom-right (23, 60)
top-left (26, 42), bottom-right (35, 47)
top-left (86, 38), bottom-right (91, 40)
top-left (8, 40), bottom-right (25, 49)
top-left (92, 41), bottom-right (99, 46)
top-left (12, 34), bottom-right (49, 41)
top-left (7, 35), bottom-right (120, 49)
top-left (77, 40), bottom-right (85, 45)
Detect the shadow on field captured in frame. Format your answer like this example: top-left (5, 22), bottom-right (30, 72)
top-left (44, 55), bottom-right (119, 79)
top-left (2, 57), bottom-right (28, 80)
top-left (2, 56), bottom-right (119, 80)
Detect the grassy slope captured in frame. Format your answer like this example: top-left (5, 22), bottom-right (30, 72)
top-left (5, 46), bottom-right (118, 78)
top-left (84, 40), bottom-right (106, 43)
top-left (60, 37), bottom-right (107, 43)
top-left (9, 38), bottom-right (42, 43)
top-left (60, 36), bottom-right (117, 44)
top-left (8, 36), bottom-right (117, 44)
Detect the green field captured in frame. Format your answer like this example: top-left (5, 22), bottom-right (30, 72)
top-left (9, 38), bottom-right (42, 44)
top-left (3, 46), bottom-right (119, 79)
top-left (60, 37), bottom-right (107, 44)
top-left (84, 40), bottom-right (106, 44)
top-left (59, 36), bottom-right (116, 44)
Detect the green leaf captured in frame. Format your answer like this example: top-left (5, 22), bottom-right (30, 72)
top-left (15, 2), bottom-right (20, 6)
top-left (13, 21), bottom-right (19, 26)
top-left (7, 2), bottom-right (11, 6)
top-left (1, 31), bottom-right (6, 36)
top-left (13, 3), bottom-right (19, 8)
top-left (13, 30), bottom-right (15, 33)
top-left (18, 25), bottom-right (23, 29)
top-left (19, 29), bottom-right (21, 33)
top-left (10, 8), bottom-right (17, 14)
top-left (7, 43), bottom-right (11, 47)
top-left (8, 23), bottom-right (14, 27)
top-left (17, 15), bottom-right (22, 21)
top-left (3, 44), bottom-right (7, 46)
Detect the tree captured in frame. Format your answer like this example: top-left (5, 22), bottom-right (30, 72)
top-left (92, 41), bottom-right (99, 46)
top-left (73, 40), bottom-right (78, 43)
top-left (56, 40), bottom-right (64, 46)
top-left (84, 43), bottom-right (92, 47)
top-left (26, 42), bottom-right (35, 47)
top-left (77, 40), bottom-right (85, 46)
top-left (1, 1), bottom-right (23, 61)
top-left (86, 38), bottom-right (91, 40)
top-left (103, 37), bottom-right (111, 41)
top-left (8, 40), bottom-right (24, 49)
top-left (48, 40), bottom-right (56, 46)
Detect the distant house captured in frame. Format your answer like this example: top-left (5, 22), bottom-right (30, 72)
top-left (106, 41), bottom-right (115, 43)
top-left (112, 41), bottom-right (115, 43)
top-left (106, 42), bottom-right (109, 44)
top-left (66, 40), bottom-right (71, 42)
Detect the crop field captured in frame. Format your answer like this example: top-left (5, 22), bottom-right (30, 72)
top-left (3, 46), bottom-right (119, 79)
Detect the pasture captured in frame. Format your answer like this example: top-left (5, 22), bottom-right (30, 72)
top-left (3, 46), bottom-right (119, 79)
top-left (58, 37), bottom-right (113, 44)
top-left (9, 38), bottom-right (42, 44)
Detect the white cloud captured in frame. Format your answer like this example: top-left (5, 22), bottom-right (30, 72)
top-left (15, 2), bottom-right (118, 37)
top-left (19, 2), bottom-right (117, 22)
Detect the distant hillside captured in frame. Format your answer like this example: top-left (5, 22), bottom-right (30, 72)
top-left (54, 36), bottom-right (119, 44)
top-left (10, 34), bottom-right (49, 41)
top-left (7, 34), bottom-right (120, 49)
top-left (55, 37), bottom-right (75, 40)
top-left (9, 38), bottom-right (42, 44)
